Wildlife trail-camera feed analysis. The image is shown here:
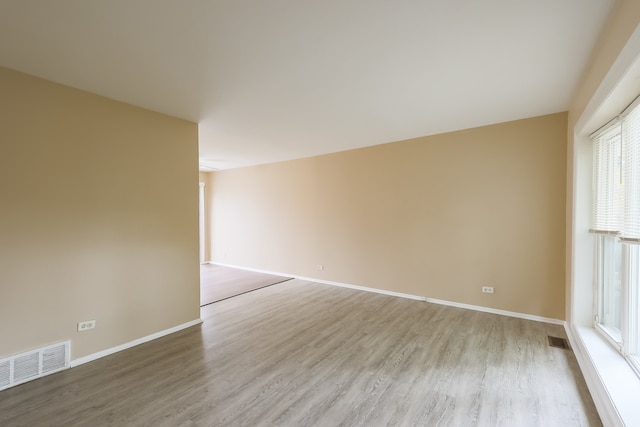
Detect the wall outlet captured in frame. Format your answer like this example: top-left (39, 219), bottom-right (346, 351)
top-left (482, 286), bottom-right (494, 294)
top-left (316, 264), bottom-right (324, 270)
top-left (77, 320), bottom-right (96, 331)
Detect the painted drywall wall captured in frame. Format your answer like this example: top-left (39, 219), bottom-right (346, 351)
top-left (564, 5), bottom-right (640, 425)
top-left (0, 67), bottom-right (200, 360)
top-left (210, 113), bottom-right (567, 319)
top-left (567, 1), bottom-right (640, 324)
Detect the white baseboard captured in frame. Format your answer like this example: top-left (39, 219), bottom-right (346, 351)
top-left (300, 274), bottom-right (563, 325)
top-left (208, 261), bottom-right (293, 279)
top-left (70, 318), bottom-right (202, 368)
top-left (298, 276), bottom-right (427, 302)
top-left (424, 297), bottom-right (565, 325)
top-left (210, 262), bottom-right (423, 301)
top-left (208, 262), bottom-right (564, 324)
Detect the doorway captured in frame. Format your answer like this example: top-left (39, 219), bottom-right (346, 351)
top-left (199, 181), bottom-right (205, 264)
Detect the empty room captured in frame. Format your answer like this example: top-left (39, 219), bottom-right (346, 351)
top-left (1, 1), bottom-right (640, 426)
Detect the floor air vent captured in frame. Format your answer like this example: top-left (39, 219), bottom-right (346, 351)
top-left (547, 336), bottom-right (570, 350)
top-left (0, 341), bottom-right (70, 391)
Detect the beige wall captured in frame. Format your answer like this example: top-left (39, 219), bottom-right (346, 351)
top-left (0, 67), bottom-right (200, 360)
top-left (566, 1), bottom-right (640, 323)
top-left (211, 113), bottom-right (567, 319)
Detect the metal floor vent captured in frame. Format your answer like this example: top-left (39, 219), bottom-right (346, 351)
top-left (547, 336), bottom-right (570, 350)
top-left (0, 341), bottom-right (70, 391)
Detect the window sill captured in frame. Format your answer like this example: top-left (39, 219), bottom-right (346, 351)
top-left (568, 325), bottom-right (640, 426)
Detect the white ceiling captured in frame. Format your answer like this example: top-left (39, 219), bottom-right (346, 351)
top-left (0, 0), bottom-right (615, 170)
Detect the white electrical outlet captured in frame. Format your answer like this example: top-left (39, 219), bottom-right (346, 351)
top-left (316, 264), bottom-right (324, 270)
top-left (482, 286), bottom-right (494, 294)
top-left (77, 320), bottom-right (96, 331)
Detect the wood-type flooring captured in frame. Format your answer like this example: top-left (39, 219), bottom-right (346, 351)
top-left (0, 279), bottom-right (601, 426)
top-left (200, 264), bottom-right (292, 306)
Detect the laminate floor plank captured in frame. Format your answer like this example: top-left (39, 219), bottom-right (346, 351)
top-left (200, 264), bottom-right (292, 306)
top-left (0, 279), bottom-right (601, 426)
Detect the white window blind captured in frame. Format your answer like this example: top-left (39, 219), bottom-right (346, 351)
top-left (622, 104), bottom-right (640, 242)
top-left (592, 121), bottom-right (622, 234)
top-left (592, 98), bottom-right (640, 243)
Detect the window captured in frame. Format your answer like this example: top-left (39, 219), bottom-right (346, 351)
top-left (596, 235), bottom-right (622, 339)
top-left (592, 97), bottom-right (640, 376)
top-left (629, 244), bottom-right (640, 371)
